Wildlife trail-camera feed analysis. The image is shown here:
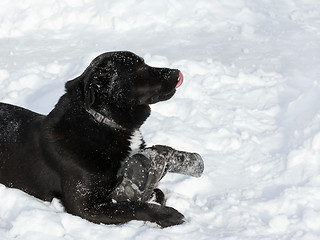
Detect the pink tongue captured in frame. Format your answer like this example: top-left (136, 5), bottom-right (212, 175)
top-left (176, 71), bottom-right (183, 88)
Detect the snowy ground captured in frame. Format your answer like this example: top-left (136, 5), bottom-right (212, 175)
top-left (1, 0), bottom-right (320, 239)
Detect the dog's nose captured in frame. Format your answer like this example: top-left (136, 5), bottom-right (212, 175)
top-left (176, 71), bottom-right (183, 88)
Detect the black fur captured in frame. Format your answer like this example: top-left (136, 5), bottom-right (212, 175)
top-left (0, 51), bottom-right (184, 228)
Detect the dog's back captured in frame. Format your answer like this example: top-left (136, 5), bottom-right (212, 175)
top-left (0, 102), bottom-right (40, 142)
top-left (0, 103), bottom-right (60, 200)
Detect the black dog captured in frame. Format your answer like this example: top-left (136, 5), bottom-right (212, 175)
top-left (0, 51), bottom-right (202, 228)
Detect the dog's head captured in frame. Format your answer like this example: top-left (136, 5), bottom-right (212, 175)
top-left (67, 51), bottom-right (183, 129)
top-left (83, 51), bottom-right (182, 108)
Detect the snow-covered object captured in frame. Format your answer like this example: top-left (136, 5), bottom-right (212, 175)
top-left (112, 145), bottom-right (204, 202)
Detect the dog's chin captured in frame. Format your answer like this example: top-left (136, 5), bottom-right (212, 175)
top-left (147, 89), bottom-right (176, 105)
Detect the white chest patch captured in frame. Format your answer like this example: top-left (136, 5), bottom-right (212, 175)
top-left (129, 129), bottom-right (143, 154)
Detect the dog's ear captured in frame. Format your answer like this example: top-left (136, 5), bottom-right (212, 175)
top-left (84, 66), bottom-right (118, 109)
top-left (82, 53), bottom-right (119, 109)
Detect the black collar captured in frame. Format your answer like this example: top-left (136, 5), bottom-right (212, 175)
top-left (86, 108), bottom-right (126, 130)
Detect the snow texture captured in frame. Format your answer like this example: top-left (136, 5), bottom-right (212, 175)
top-left (1, 0), bottom-right (320, 239)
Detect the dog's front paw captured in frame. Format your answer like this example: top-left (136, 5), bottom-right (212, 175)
top-left (151, 205), bottom-right (185, 228)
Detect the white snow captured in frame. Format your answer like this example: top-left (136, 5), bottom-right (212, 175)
top-left (1, 0), bottom-right (320, 239)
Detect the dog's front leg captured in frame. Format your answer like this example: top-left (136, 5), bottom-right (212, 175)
top-left (85, 201), bottom-right (185, 228)
top-left (61, 178), bottom-right (184, 228)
